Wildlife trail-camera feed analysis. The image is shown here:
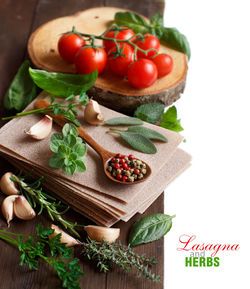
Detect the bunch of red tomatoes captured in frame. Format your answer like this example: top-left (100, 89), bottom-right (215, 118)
top-left (58, 27), bottom-right (173, 89)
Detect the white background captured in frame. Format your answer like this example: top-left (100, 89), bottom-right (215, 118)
top-left (163, 0), bottom-right (250, 288)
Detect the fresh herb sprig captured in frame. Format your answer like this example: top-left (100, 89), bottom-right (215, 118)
top-left (49, 123), bottom-right (87, 175)
top-left (82, 238), bottom-right (160, 282)
top-left (134, 103), bottom-right (184, 132)
top-left (11, 173), bottom-right (80, 237)
top-left (3, 93), bottom-right (88, 127)
top-left (0, 224), bottom-right (83, 289)
top-left (106, 123), bottom-right (167, 154)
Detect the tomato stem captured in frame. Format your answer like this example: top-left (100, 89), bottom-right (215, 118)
top-left (68, 25), bottom-right (158, 59)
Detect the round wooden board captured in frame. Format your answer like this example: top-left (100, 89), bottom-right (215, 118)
top-left (28, 7), bottom-right (188, 113)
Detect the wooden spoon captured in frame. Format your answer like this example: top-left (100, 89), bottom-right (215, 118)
top-left (34, 99), bottom-right (152, 185)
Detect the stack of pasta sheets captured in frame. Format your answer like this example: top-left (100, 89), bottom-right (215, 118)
top-left (0, 92), bottom-right (191, 227)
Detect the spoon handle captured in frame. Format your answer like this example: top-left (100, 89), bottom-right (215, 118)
top-left (34, 99), bottom-right (111, 159)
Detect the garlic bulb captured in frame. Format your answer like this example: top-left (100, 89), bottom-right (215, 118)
top-left (84, 225), bottom-right (120, 243)
top-left (49, 224), bottom-right (81, 247)
top-left (84, 99), bottom-right (104, 125)
top-left (1, 195), bottom-right (19, 227)
top-left (0, 172), bottom-right (20, 195)
top-left (26, 115), bottom-right (52, 140)
top-left (13, 196), bottom-right (36, 220)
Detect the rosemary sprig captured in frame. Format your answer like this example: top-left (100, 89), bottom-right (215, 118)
top-left (11, 173), bottom-right (80, 237)
top-left (0, 224), bottom-right (83, 289)
top-left (82, 238), bottom-right (160, 282)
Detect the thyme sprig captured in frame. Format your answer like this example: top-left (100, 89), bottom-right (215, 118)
top-left (82, 238), bottom-right (160, 282)
top-left (69, 25), bottom-right (158, 61)
top-left (0, 224), bottom-right (83, 289)
top-left (11, 172), bottom-right (80, 237)
top-left (2, 93), bottom-right (88, 127)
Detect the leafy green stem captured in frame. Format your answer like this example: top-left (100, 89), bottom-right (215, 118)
top-left (11, 173), bottom-right (81, 237)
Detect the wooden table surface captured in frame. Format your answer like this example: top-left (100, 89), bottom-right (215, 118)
top-left (0, 1), bottom-right (164, 288)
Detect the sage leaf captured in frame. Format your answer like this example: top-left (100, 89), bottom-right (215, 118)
top-left (115, 12), bottom-right (151, 34)
top-left (104, 117), bottom-right (143, 126)
top-left (29, 68), bottom-right (97, 97)
top-left (120, 132), bottom-right (157, 154)
top-left (134, 102), bottom-right (165, 124)
top-left (129, 213), bottom-right (175, 246)
top-left (127, 126), bottom-right (168, 142)
top-left (161, 27), bottom-right (191, 60)
top-left (4, 60), bottom-right (37, 111)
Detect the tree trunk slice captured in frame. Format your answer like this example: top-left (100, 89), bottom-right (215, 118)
top-left (28, 6), bottom-right (187, 113)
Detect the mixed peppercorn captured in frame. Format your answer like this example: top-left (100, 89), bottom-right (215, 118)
top-left (107, 154), bottom-right (147, 183)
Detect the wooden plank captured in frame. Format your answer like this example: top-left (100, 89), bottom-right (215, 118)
top-left (0, 0), bottom-right (39, 126)
top-left (0, 0), bottom-right (165, 288)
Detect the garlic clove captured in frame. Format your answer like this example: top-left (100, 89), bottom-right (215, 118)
top-left (13, 196), bottom-right (36, 220)
top-left (49, 224), bottom-right (81, 247)
top-left (26, 115), bottom-right (52, 140)
top-left (84, 225), bottom-right (120, 243)
top-left (1, 195), bottom-right (19, 227)
top-left (0, 172), bottom-right (20, 195)
top-left (84, 99), bottom-right (104, 125)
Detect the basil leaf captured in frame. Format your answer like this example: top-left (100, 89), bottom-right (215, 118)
top-left (129, 214), bottom-right (175, 246)
top-left (104, 117), bottom-right (143, 126)
top-left (134, 102), bottom-right (165, 124)
top-left (120, 132), bottom-right (157, 154)
top-left (4, 60), bottom-right (37, 111)
top-left (161, 27), bottom-right (191, 60)
top-left (150, 13), bottom-right (163, 26)
top-left (127, 126), bottom-right (168, 142)
top-left (115, 12), bottom-right (151, 34)
top-left (29, 68), bottom-right (97, 97)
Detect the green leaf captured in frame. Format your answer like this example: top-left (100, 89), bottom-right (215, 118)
top-left (62, 123), bottom-right (78, 138)
top-left (75, 160), bottom-right (86, 172)
top-left (150, 13), bottom-right (163, 26)
top-left (120, 132), bottom-right (157, 154)
top-left (161, 27), bottom-right (191, 60)
top-left (134, 102), bottom-right (165, 124)
top-left (29, 68), bottom-right (97, 97)
top-left (64, 135), bottom-right (77, 147)
top-left (129, 214), bottom-right (175, 246)
top-left (73, 143), bottom-right (86, 157)
top-left (50, 133), bottom-right (64, 153)
top-left (127, 126), bottom-right (168, 142)
top-left (4, 60), bottom-right (37, 111)
top-left (104, 117), bottom-right (143, 126)
top-left (49, 154), bottom-right (65, 169)
top-left (115, 12), bottom-right (151, 34)
top-left (160, 121), bottom-right (184, 132)
top-left (162, 106), bottom-right (177, 122)
top-left (64, 158), bottom-right (73, 167)
top-left (160, 106), bottom-right (184, 132)
top-left (63, 163), bottom-right (76, 175)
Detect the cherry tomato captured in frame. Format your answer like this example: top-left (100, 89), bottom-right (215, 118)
top-left (127, 59), bottom-right (158, 89)
top-left (58, 33), bottom-right (85, 63)
top-left (75, 47), bottom-right (107, 75)
top-left (151, 53), bottom-right (173, 78)
top-left (108, 44), bottom-right (134, 76)
top-left (103, 27), bottom-right (135, 53)
top-left (134, 34), bottom-right (160, 59)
